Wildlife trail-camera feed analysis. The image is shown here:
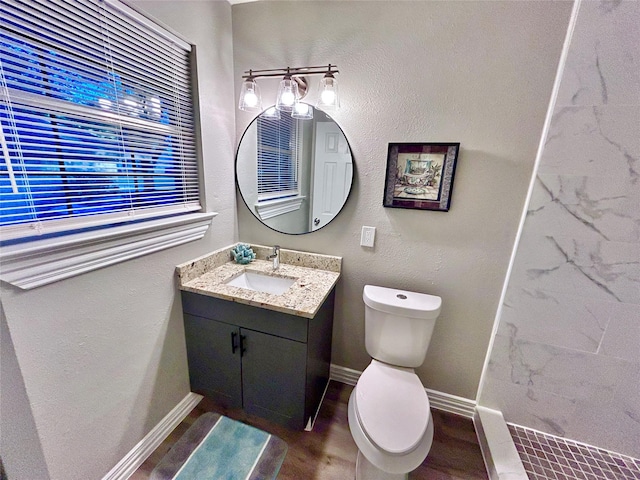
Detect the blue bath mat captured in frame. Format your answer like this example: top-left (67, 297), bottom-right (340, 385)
top-left (150, 412), bottom-right (287, 480)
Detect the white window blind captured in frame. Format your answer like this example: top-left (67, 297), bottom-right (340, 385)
top-left (0, 0), bottom-right (200, 241)
top-left (256, 114), bottom-right (300, 202)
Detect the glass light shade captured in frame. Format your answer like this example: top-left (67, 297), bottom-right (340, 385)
top-left (275, 77), bottom-right (299, 112)
top-left (316, 75), bottom-right (340, 110)
top-left (291, 102), bottom-right (313, 120)
top-left (260, 106), bottom-right (281, 119)
top-left (238, 78), bottom-right (262, 112)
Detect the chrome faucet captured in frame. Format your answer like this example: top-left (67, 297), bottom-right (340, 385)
top-left (267, 245), bottom-right (280, 270)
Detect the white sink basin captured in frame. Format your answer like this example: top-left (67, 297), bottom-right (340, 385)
top-left (225, 271), bottom-right (296, 295)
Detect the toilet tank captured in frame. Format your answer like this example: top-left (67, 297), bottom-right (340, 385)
top-left (363, 285), bottom-right (442, 368)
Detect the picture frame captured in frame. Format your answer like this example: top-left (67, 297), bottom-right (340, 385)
top-left (383, 142), bottom-right (460, 212)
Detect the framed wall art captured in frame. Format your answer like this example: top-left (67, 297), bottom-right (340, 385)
top-left (383, 142), bottom-right (460, 211)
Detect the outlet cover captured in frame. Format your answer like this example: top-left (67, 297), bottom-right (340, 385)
top-left (361, 226), bottom-right (376, 247)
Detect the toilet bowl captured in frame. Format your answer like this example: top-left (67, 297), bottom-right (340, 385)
top-left (348, 285), bottom-right (441, 479)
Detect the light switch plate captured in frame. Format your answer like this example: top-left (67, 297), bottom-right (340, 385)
top-left (361, 226), bottom-right (376, 247)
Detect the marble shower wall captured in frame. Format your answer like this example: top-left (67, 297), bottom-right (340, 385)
top-left (479, 0), bottom-right (640, 458)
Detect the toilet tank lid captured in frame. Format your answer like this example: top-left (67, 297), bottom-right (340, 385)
top-left (363, 285), bottom-right (442, 319)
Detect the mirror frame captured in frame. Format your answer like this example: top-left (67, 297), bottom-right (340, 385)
top-left (235, 104), bottom-right (354, 235)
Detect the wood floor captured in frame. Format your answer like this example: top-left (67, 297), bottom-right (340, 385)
top-left (131, 381), bottom-right (488, 480)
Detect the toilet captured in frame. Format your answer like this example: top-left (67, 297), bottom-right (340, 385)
top-left (348, 285), bottom-right (442, 480)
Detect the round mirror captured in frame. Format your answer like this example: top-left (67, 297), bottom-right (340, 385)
top-left (235, 104), bottom-right (353, 234)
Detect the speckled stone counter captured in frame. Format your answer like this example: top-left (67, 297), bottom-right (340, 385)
top-left (176, 244), bottom-right (341, 318)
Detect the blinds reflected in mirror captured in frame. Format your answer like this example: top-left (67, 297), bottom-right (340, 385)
top-left (256, 113), bottom-right (300, 202)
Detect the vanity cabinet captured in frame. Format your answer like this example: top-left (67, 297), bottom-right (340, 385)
top-left (181, 288), bottom-right (335, 430)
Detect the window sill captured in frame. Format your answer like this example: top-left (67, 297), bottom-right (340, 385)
top-left (0, 212), bottom-right (217, 290)
top-left (256, 196), bottom-right (305, 220)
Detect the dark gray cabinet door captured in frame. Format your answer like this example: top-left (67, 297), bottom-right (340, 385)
top-left (241, 329), bottom-right (307, 429)
top-left (183, 314), bottom-right (242, 408)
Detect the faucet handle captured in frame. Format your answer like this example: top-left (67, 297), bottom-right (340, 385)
top-left (267, 245), bottom-right (280, 260)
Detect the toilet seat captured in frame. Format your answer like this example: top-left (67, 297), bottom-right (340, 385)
top-left (354, 360), bottom-right (430, 455)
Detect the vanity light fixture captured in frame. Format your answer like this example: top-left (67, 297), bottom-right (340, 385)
top-left (316, 69), bottom-right (339, 110)
top-left (238, 64), bottom-right (340, 116)
top-left (238, 71), bottom-right (262, 112)
top-left (275, 72), bottom-right (299, 112)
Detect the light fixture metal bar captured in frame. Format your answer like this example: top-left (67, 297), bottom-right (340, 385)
top-left (242, 65), bottom-right (338, 80)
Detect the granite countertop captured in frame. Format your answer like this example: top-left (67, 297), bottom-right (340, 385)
top-left (176, 244), bottom-right (341, 318)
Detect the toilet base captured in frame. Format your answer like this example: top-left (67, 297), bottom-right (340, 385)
top-left (355, 450), bottom-right (408, 480)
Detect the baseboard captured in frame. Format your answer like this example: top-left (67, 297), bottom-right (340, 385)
top-left (101, 392), bottom-right (203, 480)
top-left (330, 363), bottom-right (476, 418)
top-left (473, 406), bottom-right (528, 480)
top-left (329, 363), bottom-right (361, 386)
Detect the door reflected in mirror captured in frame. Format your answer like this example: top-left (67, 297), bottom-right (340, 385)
top-left (236, 104), bottom-right (353, 234)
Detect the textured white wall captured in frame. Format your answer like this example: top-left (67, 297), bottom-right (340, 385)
top-left (479, 0), bottom-right (640, 458)
top-left (0, 2), bottom-right (237, 479)
top-left (232, 1), bottom-right (573, 400)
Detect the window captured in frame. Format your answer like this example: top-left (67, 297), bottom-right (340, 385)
top-left (256, 114), bottom-right (300, 203)
top-left (0, 0), bottom-right (201, 242)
